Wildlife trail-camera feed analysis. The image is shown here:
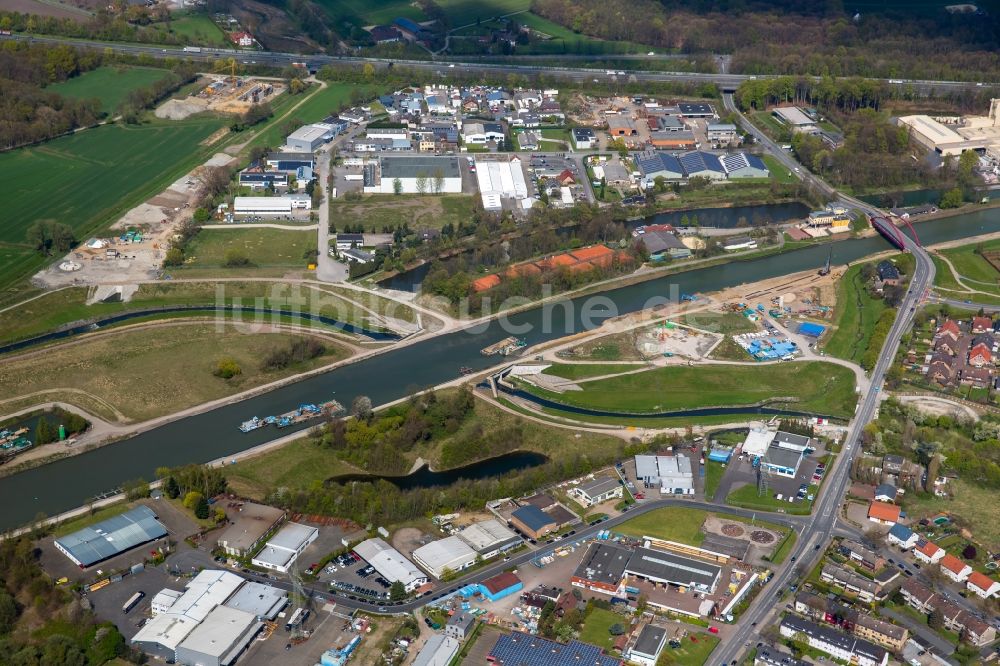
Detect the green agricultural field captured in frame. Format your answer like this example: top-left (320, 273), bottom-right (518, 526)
top-left (47, 66), bottom-right (173, 115)
top-left (313, 0), bottom-right (423, 25)
top-left (617, 507), bottom-right (708, 545)
top-left (823, 264), bottom-right (889, 363)
top-left (437, 0), bottom-right (530, 26)
top-left (0, 117), bottom-right (224, 247)
top-left (524, 361), bottom-right (857, 418)
top-left (180, 228), bottom-right (317, 269)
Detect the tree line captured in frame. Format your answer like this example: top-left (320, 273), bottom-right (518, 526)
top-left (530, 0), bottom-right (1000, 82)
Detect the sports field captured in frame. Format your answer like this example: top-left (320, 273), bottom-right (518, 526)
top-left (0, 118), bottom-right (224, 246)
top-left (47, 66), bottom-right (173, 115)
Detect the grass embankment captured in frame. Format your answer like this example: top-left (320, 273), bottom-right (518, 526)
top-left (522, 362), bottom-right (857, 418)
top-left (822, 263), bottom-right (890, 365)
top-left (704, 461), bottom-right (724, 500)
top-left (176, 228), bottom-right (318, 275)
top-left (0, 324), bottom-right (347, 423)
top-left (940, 238), bottom-right (1000, 285)
top-left (224, 392), bottom-right (625, 500)
top-left (47, 66), bottom-right (174, 115)
top-left (0, 282), bottom-right (413, 345)
top-left (541, 363), bottom-right (646, 380)
top-left (760, 155), bottom-right (796, 184)
top-left (329, 195), bottom-right (476, 232)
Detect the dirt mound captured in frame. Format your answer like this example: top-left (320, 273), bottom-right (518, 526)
top-left (750, 530), bottom-right (775, 544)
top-left (721, 523), bottom-right (745, 537)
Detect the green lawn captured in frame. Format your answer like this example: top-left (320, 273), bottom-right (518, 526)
top-left (226, 436), bottom-right (358, 499)
top-left (616, 507), bottom-right (708, 545)
top-left (761, 154), bottom-right (796, 184)
top-left (0, 117), bottom-right (224, 245)
top-left (578, 608), bottom-right (623, 650)
top-left (940, 239), bottom-right (1000, 285)
top-left (704, 461), bottom-right (724, 500)
top-left (48, 66), bottom-right (173, 115)
top-left (313, 0), bottom-right (423, 25)
top-left (522, 362), bottom-right (858, 418)
top-left (822, 263), bottom-right (889, 363)
top-left (330, 194), bottom-right (476, 232)
top-left (903, 479), bottom-right (1000, 550)
top-left (660, 633), bottom-right (720, 666)
top-left (437, 0), bottom-right (530, 26)
top-left (751, 111), bottom-right (791, 142)
top-left (180, 228), bottom-right (317, 269)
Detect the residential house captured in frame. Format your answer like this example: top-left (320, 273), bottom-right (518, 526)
top-left (794, 592), bottom-right (908, 651)
top-left (912, 539), bottom-right (945, 565)
top-left (900, 579), bottom-right (997, 646)
top-left (867, 501), bottom-right (901, 525)
top-left (229, 31), bottom-right (253, 47)
top-left (887, 524), bottom-right (918, 550)
top-left (876, 260), bottom-right (901, 287)
top-left (971, 316), bottom-right (993, 333)
top-left (838, 540), bottom-right (886, 572)
top-left (966, 571), bottom-right (1000, 599)
top-left (779, 616), bottom-right (888, 666)
top-left (873, 483), bottom-right (897, 503)
top-left (820, 564), bottom-right (880, 603)
top-left (939, 554), bottom-right (972, 583)
top-left (968, 342), bottom-right (992, 367)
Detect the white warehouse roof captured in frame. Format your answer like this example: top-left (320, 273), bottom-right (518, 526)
top-left (268, 522), bottom-right (317, 552)
top-left (458, 520), bottom-right (519, 553)
top-left (354, 538), bottom-right (428, 591)
top-left (132, 569), bottom-right (244, 652)
top-left (176, 605), bottom-right (261, 665)
top-left (475, 157), bottom-right (528, 208)
top-left (412, 536), bottom-right (477, 578)
top-left (233, 196), bottom-right (292, 213)
top-left (223, 581), bottom-right (287, 620)
top-left (742, 427), bottom-right (776, 457)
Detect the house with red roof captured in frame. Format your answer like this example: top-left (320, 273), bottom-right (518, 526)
top-left (936, 319), bottom-right (961, 341)
top-left (557, 169), bottom-right (575, 185)
top-left (912, 539), bottom-right (945, 565)
top-left (229, 31), bottom-right (254, 47)
top-left (972, 316), bottom-right (994, 333)
top-left (966, 571), bottom-right (1000, 599)
top-left (939, 554), bottom-right (972, 583)
top-left (866, 501), bottom-right (901, 525)
top-left (968, 342), bottom-right (992, 367)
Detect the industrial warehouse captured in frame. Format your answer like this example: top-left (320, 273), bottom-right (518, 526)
top-left (54, 505), bottom-right (168, 568)
top-left (363, 155), bottom-right (462, 194)
top-left (249, 522), bottom-right (318, 573)
top-left (132, 569), bottom-right (285, 666)
top-left (353, 537), bottom-right (429, 592)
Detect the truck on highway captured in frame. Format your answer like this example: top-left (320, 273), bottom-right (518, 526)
top-left (183, 46), bottom-right (202, 53)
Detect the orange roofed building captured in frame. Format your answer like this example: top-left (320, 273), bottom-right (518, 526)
top-left (570, 244), bottom-right (615, 268)
top-left (867, 501), bottom-right (901, 525)
top-left (472, 274), bottom-right (501, 292)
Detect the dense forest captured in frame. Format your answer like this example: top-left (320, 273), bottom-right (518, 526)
top-left (0, 7), bottom-right (193, 47)
top-left (0, 537), bottom-right (138, 665)
top-left (531, 0), bottom-right (1000, 81)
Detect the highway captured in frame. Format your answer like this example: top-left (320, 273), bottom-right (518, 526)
top-left (0, 33), bottom-right (989, 96)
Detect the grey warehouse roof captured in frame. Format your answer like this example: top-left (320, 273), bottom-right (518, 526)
top-left (381, 155), bottom-right (461, 179)
top-left (573, 542), bottom-right (631, 585)
top-left (632, 624), bottom-right (668, 657)
top-left (772, 431), bottom-right (811, 449)
top-left (223, 581), bottom-right (288, 620)
top-left (764, 444), bottom-right (803, 470)
top-left (55, 505), bottom-right (167, 567)
top-left (626, 547), bottom-right (722, 589)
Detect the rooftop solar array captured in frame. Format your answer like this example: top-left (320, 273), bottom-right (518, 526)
top-left (489, 631), bottom-right (621, 666)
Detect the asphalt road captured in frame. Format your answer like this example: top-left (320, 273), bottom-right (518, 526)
top-left (241, 497), bottom-right (806, 615)
top-left (0, 34), bottom-right (989, 97)
top-left (707, 118), bottom-right (936, 666)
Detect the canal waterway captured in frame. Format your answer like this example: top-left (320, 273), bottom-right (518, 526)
top-left (326, 451), bottom-right (549, 490)
top-left (0, 305), bottom-right (398, 356)
top-left (2, 208), bottom-right (999, 530)
top-left (378, 202), bottom-right (810, 292)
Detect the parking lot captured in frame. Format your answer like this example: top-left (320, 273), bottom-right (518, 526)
top-left (319, 551), bottom-right (395, 605)
top-left (86, 564), bottom-right (182, 642)
top-left (715, 443), bottom-right (829, 505)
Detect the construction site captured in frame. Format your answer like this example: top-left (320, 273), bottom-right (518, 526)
top-left (156, 73), bottom-right (285, 120)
